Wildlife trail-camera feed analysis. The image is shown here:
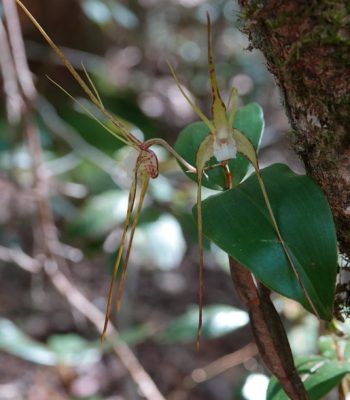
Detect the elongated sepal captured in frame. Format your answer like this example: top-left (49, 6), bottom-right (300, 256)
top-left (194, 135), bottom-right (215, 348)
top-left (174, 103), bottom-right (264, 190)
top-left (102, 148), bottom-right (157, 339)
top-left (115, 172), bottom-right (150, 310)
top-left (196, 135), bottom-right (214, 172)
top-left (15, 0), bottom-right (141, 148)
top-left (231, 128), bottom-right (258, 170)
top-left (102, 167), bottom-right (138, 340)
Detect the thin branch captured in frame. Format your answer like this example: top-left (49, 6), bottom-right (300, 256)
top-left (187, 342), bottom-right (257, 386)
top-left (3, 0), bottom-right (36, 99)
top-left (0, 18), bottom-right (23, 123)
top-left (0, 247), bottom-right (166, 400)
top-left (23, 115), bottom-right (58, 256)
top-left (167, 342), bottom-right (258, 400)
top-left (0, 245), bottom-right (41, 273)
top-left (44, 259), bottom-right (166, 400)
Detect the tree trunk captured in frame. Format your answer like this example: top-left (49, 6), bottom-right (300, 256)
top-left (238, 0), bottom-right (350, 258)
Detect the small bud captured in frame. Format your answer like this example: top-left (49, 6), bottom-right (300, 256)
top-left (138, 149), bottom-right (159, 178)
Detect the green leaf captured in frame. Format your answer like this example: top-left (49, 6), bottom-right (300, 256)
top-left (70, 190), bottom-right (128, 238)
top-left (47, 334), bottom-right (101, 366)
top-left (174, 103), bottom-right (264, 190)
top-left (197, 164), bottom-right (337, 319)
top-left (319, 334), bottom-right (350, 361)
top-left (59, 107), bottom-right (123, 156)
top-left (0, 319), bottom-right (57, 366)
top-left (266, 357), bottom-right (349, 400)
top-left (157, 304), bottom-right (248, 343)
top-left (0, 319), bottom-right (101, 366)
top-left (118, 324), bottom-right (154, 346)
top-left (319, 335), bottom-right (337, 359)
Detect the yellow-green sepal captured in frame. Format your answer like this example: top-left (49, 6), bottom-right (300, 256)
top-left (174, 103), bottom-right (264, 190)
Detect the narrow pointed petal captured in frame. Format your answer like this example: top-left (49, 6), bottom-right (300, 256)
top-left (206, 13), bottom-right (227, 131)
top-left (101, 169), bottom-right (138, 340)
top-left (196, 134), bottom-right (214, 172)
top-left (47, 77), bottom-right (133, 148)
top-left (15, 0), bottom-right (141, 148)
top-left (231, 128), bottom-right (259, 169)
top-left (228, 87), bottom-right (238, 128)
top-left (116, 173), bottom-right (149, 310)
top-left (167, 61), bottom-right (214, 133)
top-left (195, 136), bottom-right (214, 349)
top-left (196, 171), bottom-right (204, 350)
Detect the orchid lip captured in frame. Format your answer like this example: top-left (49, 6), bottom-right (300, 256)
top-left (213, 136), bottom-right (237, 162)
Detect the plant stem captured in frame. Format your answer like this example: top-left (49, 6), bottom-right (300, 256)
top-left (143, 137), bottom-right (197, 173)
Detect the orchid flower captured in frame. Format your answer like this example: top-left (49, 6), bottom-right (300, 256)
top-left (14, 0), bottom-right (197, 340)
top-left (169, 14), bottom-right (319, 346)
top-left (16, 1), bottom-right (317, 348)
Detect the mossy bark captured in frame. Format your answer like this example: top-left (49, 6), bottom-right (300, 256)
top-left (239, 0), bottom-right (350, 257)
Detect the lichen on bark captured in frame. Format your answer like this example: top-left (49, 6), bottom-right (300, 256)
top-left (238, 0), bottom-right (350, 257)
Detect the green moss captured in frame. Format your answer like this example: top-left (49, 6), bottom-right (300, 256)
top-left (320, 2), bottom-right (348, 26)
top-left (264, 11), bottom-right (290, 30)
top-left (239, 0), bottom-right (350, 255)
top-left (239, 1), bottom-right (263, 22)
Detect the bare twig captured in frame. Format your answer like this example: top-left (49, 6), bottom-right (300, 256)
top-left (0, 245), bottom-right (41, 272)
top-left (167, 342), bottom-right (258, 400)
top-left (44, 260), bottom-right (166, 400)
top-left (0, 18), bottom-right (23, 123)
top-left (0, 247), bottom-right (166, 400)
top-left (22, 115), bottom-right (58, 256)
top-left (186, 342), bottom-right (257, 386)
top-left (3, 0), bottom-right (36, 99)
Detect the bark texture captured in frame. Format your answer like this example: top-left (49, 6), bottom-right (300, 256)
top-left (239, 0), bottom-right (350, 257)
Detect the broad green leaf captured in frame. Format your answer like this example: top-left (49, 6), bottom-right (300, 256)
top-left (267, 357), bottom-right (349, 400)
top-left (197, 164), bottom-right (337, 319)
top-left (157, 305), bottom-right (248, 343)
top-left (174, 103), bottom-right (264, 190)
